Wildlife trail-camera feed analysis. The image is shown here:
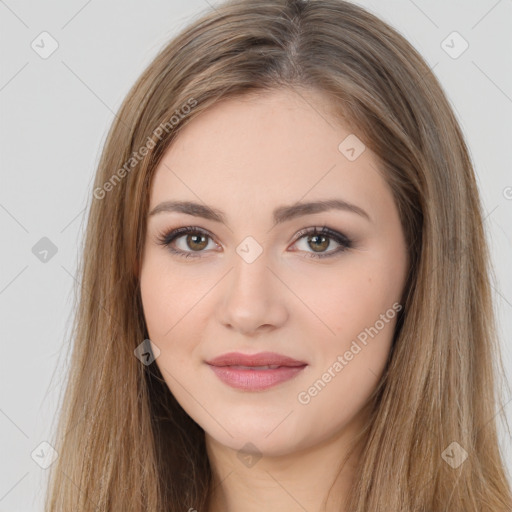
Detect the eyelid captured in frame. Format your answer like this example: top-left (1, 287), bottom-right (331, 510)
top-left (290, 226), bottom-right (353, 258)
top-left (155, 225), bottom-right (219, 253)
top-left (292, 225), bottom-right (350, 244)
top-left (155, 224), bottom-right (353, 259)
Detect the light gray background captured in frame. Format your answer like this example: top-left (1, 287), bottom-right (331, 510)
top-left (1, 0), bottom-right (511, 510)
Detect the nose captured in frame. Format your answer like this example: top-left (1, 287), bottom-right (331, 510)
top-left (215, 250), bottom-right (289, 336)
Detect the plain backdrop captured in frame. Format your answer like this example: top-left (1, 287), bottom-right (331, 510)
top-left (0, 0), bottom-right (511, 510)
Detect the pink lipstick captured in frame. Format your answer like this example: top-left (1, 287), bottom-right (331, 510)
top-left (205, 351), bottom-right (307, 391)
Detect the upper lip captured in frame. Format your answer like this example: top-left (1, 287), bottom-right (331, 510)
top-left (206, 351), bottom-right (307, 367)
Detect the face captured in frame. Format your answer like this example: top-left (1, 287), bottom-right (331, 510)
top-left (139, 88), bottom-right (408, 457)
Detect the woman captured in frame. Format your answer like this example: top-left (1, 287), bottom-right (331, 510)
top-left (44, 0), bottom-right (512, 510)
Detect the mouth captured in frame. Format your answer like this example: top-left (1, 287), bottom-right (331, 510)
top-left (205, 352), bottom-right (308, 391)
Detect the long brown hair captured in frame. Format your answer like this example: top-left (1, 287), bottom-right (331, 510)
top-left (44, 0), bottom-right (512, 510)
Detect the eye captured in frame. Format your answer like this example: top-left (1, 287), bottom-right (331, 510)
top-left (155, 225), bottom-right (353, 259)
top-left (155, 226), bottom-right (218, 259)
top-left (291, 226), bottom-right (353, 259)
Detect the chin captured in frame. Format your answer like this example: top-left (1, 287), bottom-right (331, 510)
top-left (207, 425), bottom-right (303, 459)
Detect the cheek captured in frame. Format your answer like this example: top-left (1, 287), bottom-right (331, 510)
top-left (140, 267), bottom-right (175, 341)
top-left (139, 258), bottom-right (201, 397)
top-left (139, 252), bottom-right (216, 387)
top-left (295, 276), bottom-right (398, 435)
top-left (289, 257), bottom-right (401, 340)
top-left (140, 252), bottom-right (208, 341)
top-left (290, 256), bottom-right (400, 401)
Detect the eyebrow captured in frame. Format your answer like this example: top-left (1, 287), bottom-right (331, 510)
top-left (148, 198), bottom-right (371, 225)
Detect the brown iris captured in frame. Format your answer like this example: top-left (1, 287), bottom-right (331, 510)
top-left (186, 233), bottom-right (208, 251)
top-left (308, 234), bottom-right (329, 252)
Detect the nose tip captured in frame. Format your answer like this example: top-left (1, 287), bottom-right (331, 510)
top-left (215, 257), bottom-right (289, 335)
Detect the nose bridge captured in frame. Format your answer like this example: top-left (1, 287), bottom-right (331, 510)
top-left (228, 239), bottom-right (274, 305)
top-left (216, 236), bottom-right (288, 333)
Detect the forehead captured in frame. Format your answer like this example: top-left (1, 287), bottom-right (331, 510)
top-left (148, 88), bottom-right (390, 225)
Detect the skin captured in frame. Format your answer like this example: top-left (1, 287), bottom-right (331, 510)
top-left (139, 87), bottom-right (409, 512)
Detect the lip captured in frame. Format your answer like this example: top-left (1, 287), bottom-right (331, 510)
top-left (206, 351), bottom-right (307, 367)
top-left (205, 351), bottom-right (307, 391)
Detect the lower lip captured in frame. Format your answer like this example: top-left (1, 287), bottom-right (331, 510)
top-left (207, 364), bottom-right (307, 391)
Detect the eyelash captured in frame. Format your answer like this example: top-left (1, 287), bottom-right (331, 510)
top-left (155, 225), bottom-right (353, 260)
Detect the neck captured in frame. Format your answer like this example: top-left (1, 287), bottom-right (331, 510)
top-left (205, 425), bottom-right (364, 512)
